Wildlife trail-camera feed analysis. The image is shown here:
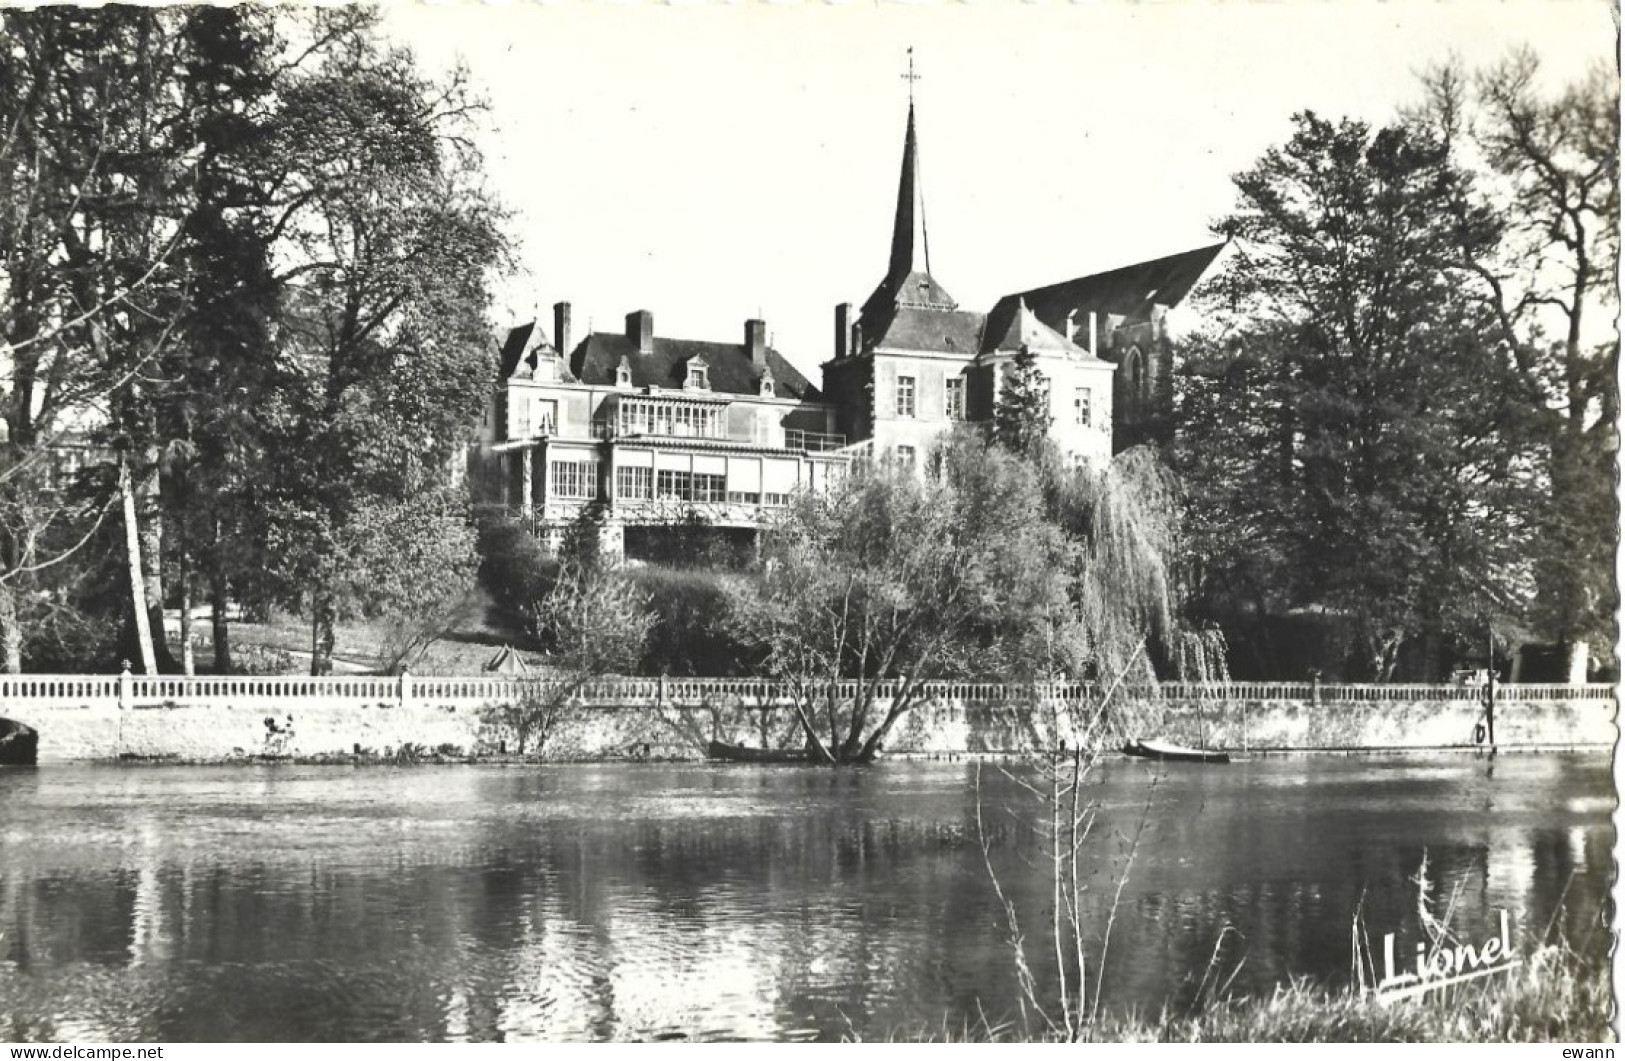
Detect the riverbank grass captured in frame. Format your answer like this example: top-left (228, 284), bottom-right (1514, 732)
top-left (898, 943), bottom-right (1613, 1043)
top-left (1108, 944), bottom-right (1613, 1042)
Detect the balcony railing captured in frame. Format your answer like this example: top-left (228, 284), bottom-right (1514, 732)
top-left (514, 417), bottom-right (557, 439)
top-left (784, 429), bottom-right (848, 453)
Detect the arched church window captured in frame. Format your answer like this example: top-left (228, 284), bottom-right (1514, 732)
top-left (1122, 345), bottom-right (1146, 419)
top-left (1125, 345), bottom-right (1145, 396)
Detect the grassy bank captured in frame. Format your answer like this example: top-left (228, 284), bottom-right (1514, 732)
top-left (895, 944), bottom-right (1614, 1043)
top-left (172, 606), bottom-right (539, 676)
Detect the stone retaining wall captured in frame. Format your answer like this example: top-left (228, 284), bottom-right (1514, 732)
top-left (2, 692), bottom-right (1612, 763)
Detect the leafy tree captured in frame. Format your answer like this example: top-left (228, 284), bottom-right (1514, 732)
top-left (0, 10), bottom-right (192, 672)
top-left (475, 516), bottom-right (557, 633)
top-left (994, 346), bottom-right (1053, 461)
top-left (558, 500), bottom-right (611, 573)
top-left (162, 7), bottom-right (286, 675)
top-left (0, 9), bottom-right (504, 676)
top-left (1174, 112), bottom-right (1539, 679)
top-left (254, 18), bottom-right (508, 674)
top-left (1415, 53), bottom-right (1619, 666)
top-left (343, 489), bottom-right (479, 674)
top-left (737, 436), bottom-right (1076, 764)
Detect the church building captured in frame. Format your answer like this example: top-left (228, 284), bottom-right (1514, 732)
top-left (472, 96), bottom-right (1224, 554)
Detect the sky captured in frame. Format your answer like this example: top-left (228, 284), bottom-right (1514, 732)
top-left (381, 0), bottom-right (1616, 381)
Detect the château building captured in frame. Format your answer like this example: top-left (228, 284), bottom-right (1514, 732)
top-left (473, 99), bottom-right (1223, 554)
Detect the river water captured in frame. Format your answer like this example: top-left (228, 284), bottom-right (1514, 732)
top-left (0, 754), bottom-right (1612, 1042)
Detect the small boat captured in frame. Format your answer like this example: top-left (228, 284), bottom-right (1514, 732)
top-left (706, 740), bottom-right (810, 764)
top-left (1122, 737), bottom-right (1230, 765)
top-left (0, 717), bottom-right (39, 766)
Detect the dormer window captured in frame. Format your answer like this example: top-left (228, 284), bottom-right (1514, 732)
top-left (615, 356), bottom-right (633, 389)
top-left (686, 358), bottom-right (709, 390)
top-left (759, 371), bottom-right (775, 398)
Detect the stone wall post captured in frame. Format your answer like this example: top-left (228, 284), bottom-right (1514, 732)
top-left (400, 667), bottom-right (413, 710)
top-left (118, 660), bottom-right (133, 711)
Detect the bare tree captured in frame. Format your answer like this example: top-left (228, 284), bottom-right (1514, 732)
top-left (480, 560), bottom-right (654, 757)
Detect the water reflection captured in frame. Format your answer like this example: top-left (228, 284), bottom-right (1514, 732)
top-left (0, 755), bottom-right (1612, 1042)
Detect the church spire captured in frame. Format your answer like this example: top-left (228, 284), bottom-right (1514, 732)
top-left (886, 50), bottom-right (932, 286)
top-left (886, 102), bottom-right (928, 284)
top-left (858, 51), bottom-right (956, 335)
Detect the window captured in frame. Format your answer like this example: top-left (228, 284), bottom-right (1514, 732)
top-left (1074, 388), bottom-right (1092, 427)
top-left (656, 469), bottom-right (691, 500)
top-left (518, 398), bottom-right (557, 437)
top-left (763, 492), bottom-right (791, 507)
top-left (617, 400), bottom-right (723, 439)
top-left (728, 491), bottom-right (761, 505)
top-left (650, 469), bottom-right (725, 502)
top-left (897, 445), bottom-right (916, 468)
top-left (551, 460), bottom-right (598, 499)
top-left (687, 362), bottom-right (709, 389)
top-left (616, 465), bottom-right (652, 500)
top-left (946, 377), bottom-right (965, 421)
top-left (896, 375), bottom-right (917, 418)
top-left (616, 363), bottom-right (632, 388)
top-left (760, 374), bottom-right (775, 397)
top-left (693, 474), bottom-right (726, 503)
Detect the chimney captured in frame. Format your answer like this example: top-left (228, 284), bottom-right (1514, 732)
top-left (626, 309), bottom-right (653, 355)
top-left (745, 318), bottom-right (767, 369)
top-left (834, 303), bottom-right (855, 359)
top-left (553, 301), bottom-right (573, 355)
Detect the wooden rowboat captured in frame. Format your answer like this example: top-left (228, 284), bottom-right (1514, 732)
top-left (1122, 738), bottom-right (1230, 765)
top-left (706, 740), bottom-right (811, 764)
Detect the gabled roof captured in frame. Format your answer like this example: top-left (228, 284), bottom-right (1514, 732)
top-left (498, 320), bottom-right (559, 378)
top-left (568, 333), bottom-right (819, 400)
top-left (979, 298), bottom-right (1101, 360)
top-left (996, 242), bottom-right (1227, 333)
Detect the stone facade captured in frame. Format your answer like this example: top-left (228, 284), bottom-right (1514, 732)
top-left (471, 101), bottom-right (1226, 544)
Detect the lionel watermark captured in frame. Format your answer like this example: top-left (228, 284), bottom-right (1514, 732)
top-left (1367, 909), bottom-right (1521, 1002)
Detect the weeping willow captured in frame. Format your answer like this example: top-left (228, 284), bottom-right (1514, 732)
top-left (1033, 444), bottom-right (1229, 744)
top-left (986, 442), bottom-right (1229, 1041)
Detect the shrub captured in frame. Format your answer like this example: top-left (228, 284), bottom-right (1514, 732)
top-left (630, 565), bottom-right (761, 676)
top-left (475, 516), bottom-right (557, 632)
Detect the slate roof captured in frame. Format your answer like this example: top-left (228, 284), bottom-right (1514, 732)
top-left (979, 298), bottom-right (1101, 360)
top-left (994, 242), bottom-right (1227, 334)
top-left (863, 304), bottom-right (985, 356)
top-left (567, 333), bottom-right (820, 400)
top-left (498, 320), bottom-right (558, 378)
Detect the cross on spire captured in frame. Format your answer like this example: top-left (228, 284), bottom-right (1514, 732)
top-left (901, 47), bottom-right (920, 104)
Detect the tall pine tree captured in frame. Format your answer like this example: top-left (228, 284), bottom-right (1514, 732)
top-left (994, 347), bottom-right (1053, 461)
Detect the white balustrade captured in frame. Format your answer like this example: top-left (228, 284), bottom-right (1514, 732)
top-left (0, 672), bottom-right (1612, 710)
